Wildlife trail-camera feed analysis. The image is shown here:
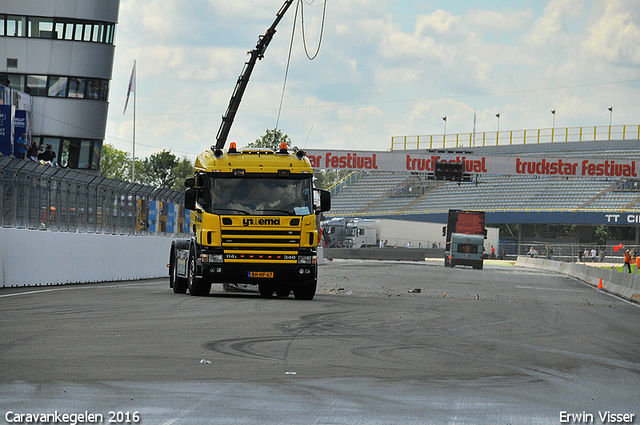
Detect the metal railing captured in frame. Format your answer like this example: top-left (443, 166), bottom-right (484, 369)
top-left (1, 156), bottom-right (188, 236)
top-left (327, 170), bottom-right (361, 197)
top-left (391, 124), bottom-right (640, 151)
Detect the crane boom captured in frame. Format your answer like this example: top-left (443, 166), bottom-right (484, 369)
top-left (213, 0), bottom-right (295, 151)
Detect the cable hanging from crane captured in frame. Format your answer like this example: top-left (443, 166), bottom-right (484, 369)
top-left (275, 0), bottom-right (327, 130)
top-left (300, 0), bottom-right (327, 60)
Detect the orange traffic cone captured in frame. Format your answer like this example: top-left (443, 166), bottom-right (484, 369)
top-left (597, 277), bottom-right (603, 290)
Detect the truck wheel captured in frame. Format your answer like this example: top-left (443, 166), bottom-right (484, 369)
top-left (293, 281), bottom-right (316, 300)
top-left (259, 283), bottom-right (274, 298)
top-left (188, 250), bottom-right (211, 296)
top-left (170, 254), bottom-right (188, 294)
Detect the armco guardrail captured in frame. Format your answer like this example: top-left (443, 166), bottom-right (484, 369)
top-left (516, 256), bottom-right (640, 304)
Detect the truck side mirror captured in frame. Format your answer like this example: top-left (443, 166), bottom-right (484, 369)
top-left (442, 226), bottom-right (446, 237)
top-left (314, 188), bottom-right (331, 213)
top-left (184, 177), bottom-right (195, 188)
top-left (184, 188), bottom-right (198, 211)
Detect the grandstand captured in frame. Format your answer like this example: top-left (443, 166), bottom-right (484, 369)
top-left (325, 138), bottom-right (640, 224)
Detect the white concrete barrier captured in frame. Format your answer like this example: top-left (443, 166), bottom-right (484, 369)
top-left (516, 256), bottom-right (640, 304)
top-left (1, 228), bottom-right (172, 287)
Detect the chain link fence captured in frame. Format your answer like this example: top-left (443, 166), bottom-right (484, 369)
top-left (498, 239), bottom-right (636, 263)
top-left (1, 156), bottom-right (188, 236)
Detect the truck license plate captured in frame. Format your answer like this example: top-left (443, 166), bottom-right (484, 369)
top-left (249, 271), bottom-right (274, 278)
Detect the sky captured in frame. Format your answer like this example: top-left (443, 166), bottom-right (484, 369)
top-left (106, 0), bottom-right (640, 160)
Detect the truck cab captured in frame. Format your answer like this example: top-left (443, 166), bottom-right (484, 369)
top-left (344, 219), bottom-right (377, 248)
top-left (449, 233), bottom-right (485, 269)
top-left (169, 143), bottom-right (331, 300)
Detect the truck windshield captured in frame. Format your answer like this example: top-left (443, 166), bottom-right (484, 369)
top-left (206, 175), bottom-right (313, 216)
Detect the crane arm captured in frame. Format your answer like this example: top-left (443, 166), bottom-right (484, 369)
top-left (214, 0), bottom-right (295, 151)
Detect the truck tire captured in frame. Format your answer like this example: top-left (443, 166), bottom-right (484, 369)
top-left (188, 249), bottom-right (211, 296)
top-left (293, 280), bottom-right (316, 300)
top-left (170, 251), bottom-right (188, 294)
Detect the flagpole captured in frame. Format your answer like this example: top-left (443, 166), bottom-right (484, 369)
top-left (132, 60), bottom-right (136, 182)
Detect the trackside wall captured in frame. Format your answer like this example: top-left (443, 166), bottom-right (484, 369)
top-left (516, 256), bottom-right (640, 304)
top-left (1, 228), bottom-right (171, 287)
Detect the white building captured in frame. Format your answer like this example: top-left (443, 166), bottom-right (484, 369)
top-left (0, 0), bottom-right (120, 170)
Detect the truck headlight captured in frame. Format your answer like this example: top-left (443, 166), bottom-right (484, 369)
top-left (201, 254), bottom-right (223, 263)
top-left (298, 255), bottom-right (316, 264)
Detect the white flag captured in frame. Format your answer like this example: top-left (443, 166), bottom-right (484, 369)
top-left (123, 61), bottom-right (136, 114)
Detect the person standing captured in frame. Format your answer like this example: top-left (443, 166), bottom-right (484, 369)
top-left (15, 133), bottom-right (27, 159)
top-left (28, 141), bottom-right (40, 161)
top-left (624, 250), bottom-right (632, 273)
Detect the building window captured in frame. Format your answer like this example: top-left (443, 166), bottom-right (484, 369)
top-left (86, 79), bottom-right (101, 100)
top-left (92, 142), bottom-right (102, 170)
top-left (105, 24), bottom-right (114, 44)
top-left (56, 138), bottom-right (100, 170)
top-left (28, 16), bottom-right (54, 39)
top-left (3, 72), bottom-right (109, 101)
top-left (74, 23), bottom-right (84, 41)
top-left (68, 77), bottom-right (86, 98)
top-left (27, 75), bottom-right (48, 96)
top-left (79, 140), bottom-right (93, 169)
top-left (99, 80), bottom-right (109, 101)
top-left (63, 21), bottom-right (75, 40)
top-left (48, 76), bottom-right (68, 97)
top-left (1, 15), bottom-right (115, 44)
top-left (92, 24), bottom-right (102, 42)
top-left (7, 58), bottom-right (18, 68)
top-left (0, 73), bottom-right (26, 91)
top-left (6, 15), bottom-right (26, 37)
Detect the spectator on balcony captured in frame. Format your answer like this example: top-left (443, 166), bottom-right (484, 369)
top-left (28, 141), bottom-right (40, 161)
top-left (15, 133), bottom-right (28, 159)
top-left (38, 145), bottom-right (56, 164)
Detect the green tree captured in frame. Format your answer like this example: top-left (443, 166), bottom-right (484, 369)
top-left (136, 150), bottom-right (179, 189)
top-left (313, 169), bottom-right (352, 190)
top-left (100, 143), bottom-right (132, 181)
top-left (172, 157), bottom-right (195, 191)
top-left (245, 128), bottom-right (292, 151)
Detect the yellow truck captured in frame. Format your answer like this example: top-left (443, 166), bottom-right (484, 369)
top-left (169, 143), bottom-right (330, 299)
top-left (168, 1), bottom-right (330, 299)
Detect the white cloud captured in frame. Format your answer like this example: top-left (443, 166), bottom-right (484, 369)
top-left (582, 0), bottom-right (640, 65)
top-left (106, 0), bottom-right (640, 158)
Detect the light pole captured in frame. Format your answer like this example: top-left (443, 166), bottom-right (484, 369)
top-left (608, 106), bottom-right (613, 126)
top-left (551, 109), bottom-right (556, 142)
top-left (442, 116), bottom-right (447, 135)
top-left (495, 113), bottom-right (500, 144)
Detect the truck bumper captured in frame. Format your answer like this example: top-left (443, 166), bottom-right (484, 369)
top-left (199, 262), bottom-right (317, 286)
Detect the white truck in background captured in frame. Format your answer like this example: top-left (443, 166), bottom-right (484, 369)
top-left (323, 217), bottom-right (499, 251)
top-left (344, 219), bottom-right (378, 248)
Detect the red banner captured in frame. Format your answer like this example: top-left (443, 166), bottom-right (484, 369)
top-left (305, 149), bottom-right (638, 178)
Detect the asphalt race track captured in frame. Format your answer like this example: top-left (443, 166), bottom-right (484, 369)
top-left (1, 259), bottom-right (639, 424)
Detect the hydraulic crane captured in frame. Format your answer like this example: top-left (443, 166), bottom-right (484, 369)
top-left (213, 0), bottom-right (295, 151)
